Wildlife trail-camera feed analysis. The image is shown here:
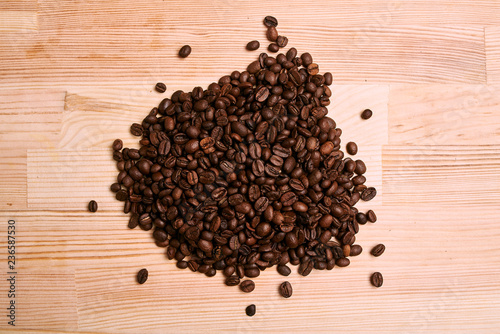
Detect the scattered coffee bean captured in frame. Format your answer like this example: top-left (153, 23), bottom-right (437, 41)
top-left (178, 45), bottom-right (192, 58)
top-left (277, 265), bottom-right (291, 276)
top-left (88, 200), bottom-right (98, 213)
top-left (371, 244), bottom-right (385, 257)
top-left (112, 139), bottom-right (123, 151)
top-left (240, 280), bottom-right (255, 293)
top-left (276, 36), bottom-right (288, 48)
top-left (246, 40), bottom-right (260, 51)
top-left (361, 187), bottom-right (377, 201)
top-left (367, 210), bottom-right (377, 223)
top-left (268, 43), bottom-right (279, 53)
top-left (155, 82), bottom-right (166, 93)
top-left (279, 281), bottom-right (293, 298)
top-left (137, 268), bottom-right (148, 284)
top-left (361, 109), bottom-right (373, 120)
top-left (371, 272), bottom-right (383, 287)
top-left (350, 245), bottom-right (363, 256)
top-left (266, 27), bottom-right (278, 42)
top-left (246, 304), bottom-right (256, 316)
top-left (263, 16), bottom-right (278, 27)
top-left (346, 142), bottom-right (358, 155)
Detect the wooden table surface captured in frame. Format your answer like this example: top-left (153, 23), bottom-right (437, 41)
top-left (1, 1), bottom-right (500, 333)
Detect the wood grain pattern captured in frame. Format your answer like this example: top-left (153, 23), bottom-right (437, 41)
top-left (388, 84), bottom-right (500, 145)
top-left (1, 0), bottom-right (500, 332)
top-left (486, 27), bottom-right (500, 84)
top-left (383, 146), bottom-right (500, 205)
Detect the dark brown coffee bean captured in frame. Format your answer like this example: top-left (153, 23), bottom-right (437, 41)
top-left (255, 86), bottom-right (270, 102)
top-left (336, 258), bottom-right (350, 267)
top-left (240, 279), bottom-right (255, 293)
top-left (346, 142), bottom-right (358, 155)
top-left (178, 45), bottom-right (191, 58)
top-left (136, 268), bottom-right (148, 284)
top-left (263, 16), bottom-right (278, 27)
top-left (266, 27), bottom-right (278, 41)
top-left (350, 245), bottom-right (363, 256)
top-left (276, 36), bottom-right (288, 48)
top-left (279, 281), bottom-right (293, 298)
top-left (361, 109), bottom-right (373, 120)
top-left (225, 275), bottom-right (241, 286)
top-left (112, 139), bottom-right (123, 151)
top-left (367, 210), bottom-right (377, 222)
top-left (130, 123), bottom-right (143, 136)
top-left (245, 304), bottom-right (256, 317)
top-left (298, 260), bottom-right (314, 276)
top-left (88, 200), bottom-right (98, 212)
top-left (371, 272), bottom-right (383, 287)
top-left (155, 82), bottom-right (166, 93)
top-left (361, 187), bottom-right (377, 201)
top-left (268, 43), bottom-right (279, 53)
top-left (371, 244), bottom-right (385, 257)
top-left (246, 40), bottom-right (260, 51)
top-left (307, 63), bottom-right (319, 75)
top-left (277, 265), bottom-right (291, 276)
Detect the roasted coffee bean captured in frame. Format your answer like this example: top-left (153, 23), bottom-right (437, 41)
top-left (246, 40), bottom-right (260, 51)
top-left (298, 260), bottom-right (314, 276)
top-left (371, 244), bottom-right (385, 257)
top-left (240, 280), bottom-right (255, 293)
top-left (225, 275), bottom-right (241, 286)
top-left (276, 36), bottom-right (288, 48)
top-left (267, 27), bottom-right (278, 42)
top-left (367, 210), bottom-right (377, 223)
top-left (371, 272), bottom-right (383, 287)
top-left (112, 139), bottom-right (123, 151)
top-left (178, 45), bottom-right (192, 58)
top-left (263, 16), bottom-right (278, 27)
top-left (346, 142), bottom-right (358, 155)
top-left (130, 123), bottom-right (143, 136)
top-left (277, 265), bottom-right (291, 276)
top-left (268, 43), bottom-right (279, 53)
top-left (361, 109), bottom-right (373, 120)
top-left (136, 268), bottom-right (148, 284)
top-left (88, 200), bottom-right (98, 212)
top-left (350, 245), bottom-right (363, 256)
top-left (246, 304), bottom-right (256, 317)
top-left (361, 187), bottom-right (377, 201)
top-left (155, 82), bottom-right (167, 93)
top-left (279, 281), bottom-right (293, 298)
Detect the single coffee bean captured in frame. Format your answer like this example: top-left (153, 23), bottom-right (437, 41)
top-left (276, 36), bottom-right (288, 48)
top-left (361, 109), bottom-right (373, 120)
top-left (112, 139), bottom-right (123, 151)
top-left (155, 82), bottom-right (166, 93)
top-left (277, 265), bottom-right (291, 276)
top-left (279, 281), bottom-right (293, 298)
top-left (266, 27), bottom-right (278, 41)
top-left (371, 272), bottom-right (383, 287)
top-left (268, 43), bottom-right (279, 53)
top-left (225, 275), bottom-right (241, 286)
top-left (130, 123), bottom-right (143, 136)
top-left (240, 280), bottom-right (255, 293)
top-left (371, 244), bottom-right (385, 257)
top-left (361, 187), bottom-right (377, 201)
top-left (350, 245), bottom-right (363, 256)
top-left (367, 210), bottom-right (377, 222)
top-left (136, 268), bottom-right (148, 284)
top-left (263, 16), bottom-right (278, 27)
top-left (178, 45), bottom-right (192, 58)
top-left (88, 200), bottom-right (98, 213)
top-left (346, 142), bottom-right (358, 155)
top-left (246, 304), bottom-right (256, 317)
top-left (246, 40), bottom-right (260, 51)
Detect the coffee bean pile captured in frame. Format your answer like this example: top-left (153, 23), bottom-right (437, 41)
top-left (111, 34), bottom-right (379, 294)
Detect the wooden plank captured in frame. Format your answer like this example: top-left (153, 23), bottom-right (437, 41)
top-left (388, 84), bottom-right (500, 145)
top-left (0, 25), bottom-right (485, 86)
top-left (0, 150), bottom-right (26, 210)
top-left (486, 27), bottom-right (500, 84)
top-left (0, 269), bottom-right (78, 332)
top-left (0, 11), bottom-right (37, 32)
top-left (27, 149), bottom-right (117, 210)
top-left (383, 146), bottom-right (500, 206)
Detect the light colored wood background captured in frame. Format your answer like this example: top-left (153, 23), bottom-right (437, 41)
top-left (1, 1), bottom-right (500, 333)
